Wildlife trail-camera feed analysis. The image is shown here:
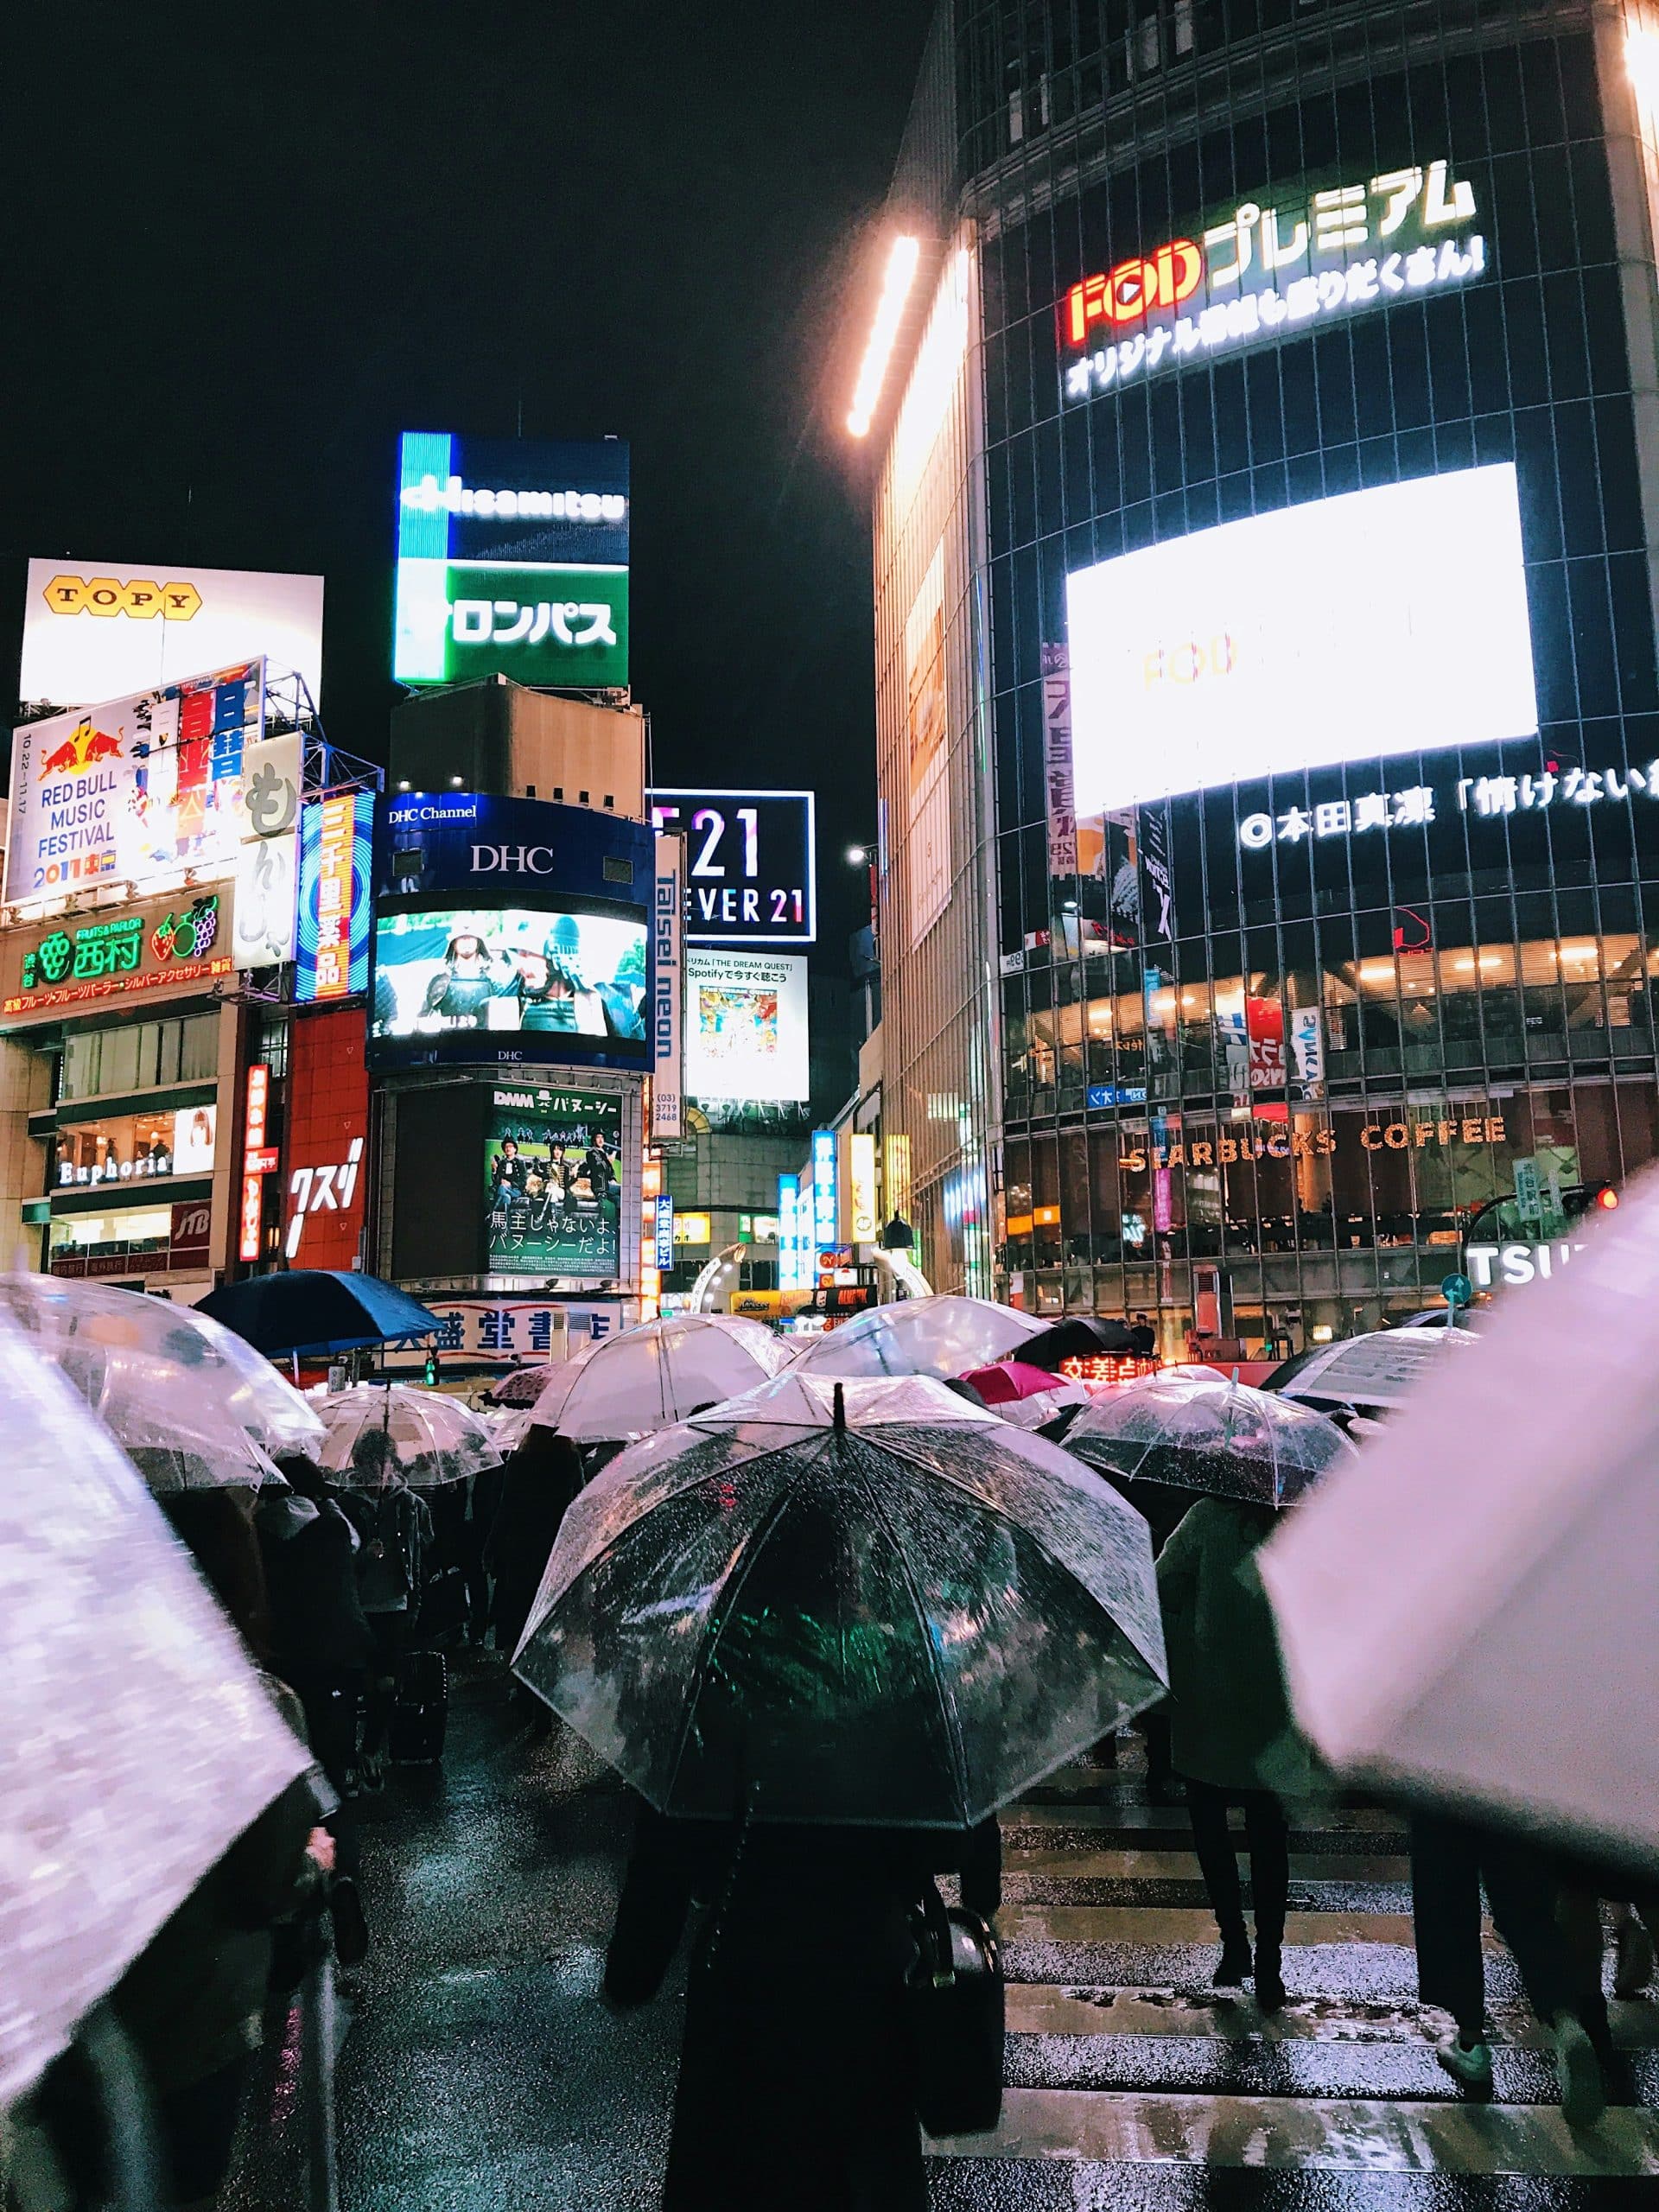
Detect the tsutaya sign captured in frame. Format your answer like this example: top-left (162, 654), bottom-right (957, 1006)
top-left (1238, 759), bottom-right (1659, 850)
top-left (1466, 1239), bottom-right (1586, 1288)
top-left (1063, 159), bottom-right (1484, 404)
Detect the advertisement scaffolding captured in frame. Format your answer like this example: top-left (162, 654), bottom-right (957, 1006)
top-left (232, 671), bottom-right (383, 1004)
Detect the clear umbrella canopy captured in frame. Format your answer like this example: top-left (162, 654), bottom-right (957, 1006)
top-left (0, 1273), bottom-right (306, 1491)
top-left (1065, 1374), bottom-right (1351, 1507)
top-left (786, 1294), bottom-right (1048, 1381)
top-left (317, 1383), bottom-right (504, 1489)
top-left (1267, 1325), bottom-right (1480, 1414)
top-left (0, 1314), bottom-right (311, 2108)
top-left (528, 1313), bottom-right (793, 1442)
top-left (515, 1370), bottom-right (1167, 1827)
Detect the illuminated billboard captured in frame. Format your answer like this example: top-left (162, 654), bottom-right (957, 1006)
top-left (295, 791), bottom-right (374, 1003)
top-left (683, 948), bottom-right (810, 1104)
top-left (392, 433), bottom-right (629, 688)
top-left (1060, 159), bottom-right (1486, 407)
top-left (486, 1085), bottom-right (622, 1279)
top-left (371, 906), bottom-right (646, 1070)
top-left (4, 661), bottom-right (268, 906)
top-left (646, 789), bottom-right (816, 944)
top-left (21, 561), bottom-right (324, 708)
top-left (1065, 466), bottom-right (1538, 817)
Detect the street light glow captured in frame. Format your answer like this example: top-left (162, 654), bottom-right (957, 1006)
top-left (847, 234), bottom-right (921, 437)
top-left (846, 843), bottom-right (868, 865)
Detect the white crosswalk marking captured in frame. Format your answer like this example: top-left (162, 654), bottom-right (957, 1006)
top-left (920, 1754), bottom-right (1659, 2187)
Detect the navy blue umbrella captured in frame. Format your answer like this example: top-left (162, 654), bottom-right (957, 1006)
top-left (195, 1271), bottom-right (442, 1358)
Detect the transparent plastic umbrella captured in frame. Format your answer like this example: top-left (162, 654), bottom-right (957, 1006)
top-left (787, 1294), bottom-right (1048, 1380)
top-left (317, 1383), bottom-right (504, 1490)
top-left (490, 1403), bottom-right (538, 1455)
top-left (0, 1313), bottom-right (311, 2107)
top-left (528, 1313), bottom-right (793, 1442)
top-left (1065, 1374), bottom-right (1351, 1507)
top-left (514, 1370), bottom-right (1167, 1827)
top-left (0, 1274), bottom-right (303, 1491)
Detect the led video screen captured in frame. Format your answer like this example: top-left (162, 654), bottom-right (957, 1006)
top-left (1065, 465), bottom-right (1539, 816)
top-left (372, 905), bottom-right (647, 1069)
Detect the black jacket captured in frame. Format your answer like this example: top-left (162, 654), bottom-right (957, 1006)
top-left (257, 1490), bottom-right (375, 1679)
top-left (604, 1804), bottom-right (1001, 2212)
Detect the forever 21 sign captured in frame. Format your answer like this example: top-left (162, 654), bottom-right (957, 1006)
top-left (647, 789), bottom-right (816, 945)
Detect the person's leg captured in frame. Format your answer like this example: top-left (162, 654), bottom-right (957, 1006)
top-left (1482, 1829), bottom-right (1605, 2126)
top-left (1410, 1810), bottom-right (1493, 2089)
top-left (153, 2056), bottom-right (251, 2210)
top-left (1241, 1789), bottom-right (1291, 2009)
top-left (1185, 1778), bottom-right (1249, 1980)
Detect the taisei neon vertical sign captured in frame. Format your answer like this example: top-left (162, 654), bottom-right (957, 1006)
top-left (239, 1062), bottom-right (271, 1264)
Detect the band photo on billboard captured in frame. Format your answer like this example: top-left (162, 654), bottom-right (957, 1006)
top-left (486, 1086), bottom-right (621, 1279)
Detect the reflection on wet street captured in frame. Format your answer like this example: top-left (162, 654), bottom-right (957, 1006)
top-left (324, 1655), bottom-right (1659, 2209)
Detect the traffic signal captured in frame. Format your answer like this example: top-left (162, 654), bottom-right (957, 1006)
top-left (1561, 1182), bottom-right (1619, 1218)
top-left (423, 1349), bottom-right (441, 1387)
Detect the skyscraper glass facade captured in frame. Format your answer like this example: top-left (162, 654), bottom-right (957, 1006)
top-left (870, 0), bottom-right (1659, 1346)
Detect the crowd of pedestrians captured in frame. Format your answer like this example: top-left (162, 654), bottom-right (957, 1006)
top-left (10, 1312), bottom-right (1654, 2212)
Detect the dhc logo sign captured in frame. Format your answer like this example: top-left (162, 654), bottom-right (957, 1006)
top-left (471, 844), bottom-right (558, 874)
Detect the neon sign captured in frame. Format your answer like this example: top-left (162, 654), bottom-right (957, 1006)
top-left (1062, 160), bottom-right (1484, 404)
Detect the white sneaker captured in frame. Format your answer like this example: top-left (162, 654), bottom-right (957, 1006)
top-left (1434, 2031), bottom-right (1493, 2092)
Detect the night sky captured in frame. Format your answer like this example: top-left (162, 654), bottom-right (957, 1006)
top-left (6, 2), bottom-right (935, 963)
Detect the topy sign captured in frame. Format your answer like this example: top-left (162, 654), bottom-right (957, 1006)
top-left (1061, 158), bottom-right (1484, 404)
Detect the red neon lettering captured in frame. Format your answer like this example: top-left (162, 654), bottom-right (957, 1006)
top-left (1062, 237), bottom-right (1205, 346)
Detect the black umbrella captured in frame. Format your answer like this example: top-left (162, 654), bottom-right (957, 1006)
top-left (514, 1372), bottom-right (1167, 1828)
top-left (1020, 1316), bottom-right (1135, 1371)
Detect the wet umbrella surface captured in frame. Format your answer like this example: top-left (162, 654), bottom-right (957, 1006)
top-left (0, 1272), bottom-right (303, 1491)
top-left (1065, 1374), bottom-right (1351, 1507)
top-left (318, 1383), bottom-right (503, 1489)
top-left (515, 1372), bottom-right (1166, 1828)
top-left (528, 1313), bottom-right (793, 1442)
top-left (0, 1315), bottom-right (310, 2106)
top-left (785, 1294), bottom-right (1048, 1380)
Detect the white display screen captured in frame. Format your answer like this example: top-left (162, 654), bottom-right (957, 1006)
top-left (683, 948), bottom-right (810, 1104)
top-left (1065, 465), bottom-right (1539, 817)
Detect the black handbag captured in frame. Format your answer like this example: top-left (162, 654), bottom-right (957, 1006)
top-left (906, 1879), bottom-right (1004, 2137)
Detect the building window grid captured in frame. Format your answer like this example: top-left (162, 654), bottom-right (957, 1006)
top-left (981, 17), bottom-right (1659, 1325)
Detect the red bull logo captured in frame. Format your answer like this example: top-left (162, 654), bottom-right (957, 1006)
top-left (36, 720), bottom-right (123, 780)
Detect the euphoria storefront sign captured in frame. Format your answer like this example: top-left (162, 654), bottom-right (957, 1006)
top-left (1062, 160), bottom-right (1484, 404)
top-left (5, 893), bottom-right (228, 1016)
top-left (1238, 760), bottom-right (1659, 850)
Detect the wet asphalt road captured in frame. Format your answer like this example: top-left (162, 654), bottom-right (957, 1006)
top-left (329, 1652), bottom-right (1659, 2209)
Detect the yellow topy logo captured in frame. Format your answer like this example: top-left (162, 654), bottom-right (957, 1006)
top-left (42, 575), bottom-right (204, 621)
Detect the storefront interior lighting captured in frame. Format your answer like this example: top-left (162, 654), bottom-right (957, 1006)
top-left (847, 234), bottom-right (921, 437)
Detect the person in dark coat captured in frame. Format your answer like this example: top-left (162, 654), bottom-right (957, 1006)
top-left (257, 1457), bottom-right (375, 1797)
top-left (1156, 1495), bottom-right (1309, 2010)
top-left (604, 1802), bottom-right (1001, 2212)
top-left (485, 1426), bottom-right (583, 1691)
